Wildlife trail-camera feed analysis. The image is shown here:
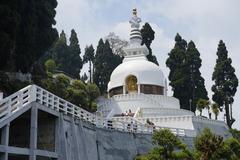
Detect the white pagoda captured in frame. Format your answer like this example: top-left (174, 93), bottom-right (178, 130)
top-left (97, 9), bottom-right (229, 137)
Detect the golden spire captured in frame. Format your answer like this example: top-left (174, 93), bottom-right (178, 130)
top-left (132, 8), bottom-right (137, 16)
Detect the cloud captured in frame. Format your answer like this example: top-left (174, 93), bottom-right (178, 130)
top-left (112, 21), bottom-right (130, 40)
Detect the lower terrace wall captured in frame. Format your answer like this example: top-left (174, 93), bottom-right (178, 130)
top-left (58, 115), bottom-right (153, 160)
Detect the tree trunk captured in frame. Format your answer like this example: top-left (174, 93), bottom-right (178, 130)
top-left (89, 61), bottom-right (92, 83)
top-left (208, 109), bottom-right (211, 119)
top-left (225, 102), bottom-right (231, 128)
top-left (215, 114), bottom-right (217, 120)
top-left (92, 60), bottom-right (95, 83)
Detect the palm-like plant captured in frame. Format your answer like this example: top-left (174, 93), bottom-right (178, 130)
top-left (211, 103), bottom-right (220, 120)
top-left (197, 99), bottom-right (209, 116)
top-left (204, 100), bottom-right (211, 119)
top-left (194, 128), bottom-right (224, 160)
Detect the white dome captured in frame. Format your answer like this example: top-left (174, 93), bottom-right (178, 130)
top-left (108, 58), bottom-right (166, 91)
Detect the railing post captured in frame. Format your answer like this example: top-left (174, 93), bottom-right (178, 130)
top-left (56, 98), bottom-right (59, 111)
top-left (30, 85), bottom-right (37, 103)
top-left (18, 90), bottom-right (23, 110)
top-left (64, 103), bottom-right (67, 115)
top-left (7, 99), bottom-right (11, 116)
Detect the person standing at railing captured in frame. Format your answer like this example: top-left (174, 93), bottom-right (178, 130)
top-left (146, 118), bottom-right (155, 130)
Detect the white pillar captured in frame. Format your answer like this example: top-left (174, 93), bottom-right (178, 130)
top-left (137, 84), bottom-right (140, 94)
top-left (123, 85), bottom-right (126, 95)
top-left (1, 123), bottom-right (9, 160)
top-left (29, 106), bottom-right (38, 160)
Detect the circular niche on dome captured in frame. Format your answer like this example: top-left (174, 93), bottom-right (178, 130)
top-left (125, 75), bottom-right (138, 93)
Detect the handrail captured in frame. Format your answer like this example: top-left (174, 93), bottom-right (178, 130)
top-left (133, 107), bottom-right (141, 118)
top-left (0, 84), bottom-right (213, 136)
top-left (139, 107), bottom-right (195, 116)
top-left (113, 93), bottom-right (162, 107)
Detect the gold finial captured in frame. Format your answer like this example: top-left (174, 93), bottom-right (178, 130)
top-left (132, 8), bottom-right (137, 16)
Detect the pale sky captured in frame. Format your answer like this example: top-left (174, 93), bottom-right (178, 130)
top-left (55, 0), bottom-right (240, 129)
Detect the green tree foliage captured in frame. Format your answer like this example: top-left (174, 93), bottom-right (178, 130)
top-left (196, 99), bottom-right (206, 116)
top-left (93, 39), bottom-right (122, 94)
top-left (166, 34), bottom-right (208, 112)
top-left (212, 40), bottom-right (238, 128)
top-left (218, 137), bottom-right (240, 159)
top-left (194, 128), bottom-right (224, 160)
top-left (43, 74), bottom-right (70, 99)
top-left (230, 129), bottom-right (240, 142)
top-left (135, 129), bottom-right (192, 160)
top-left (83, 45), bottom-right (95, 83)
top-left (151, 129), bottom-right (191, 159)
top-left (52, 30), bottom-right (68, 66)
top-left (49, 30), bottom-right (83, 78)
top-left (196, 99), bottom-right (210, 118)
top-left (85, 83), bottom-right (100, 111)
top-left (68, 29), bottom-right (83, 78)
top-left (0, 0), bottom-right (58, 72)
top-left (67, 80), bottom-right (88, 109)
top-left (136, 128), bottom-right (240, 160)
top-left (211, 103), bottom-right (220, 120)
top-left (141, 23), bottom-right (159, 65)
top-left (31, 61), bottom-right (47, 86)
top-left (42, 72), bottom-right (100, 112)
top-left (186, 41), bottom-right (208, 111)
top-left (166, 33), bottom-right (189, 110)
top-left (45, 59), bottom-right (56, 74)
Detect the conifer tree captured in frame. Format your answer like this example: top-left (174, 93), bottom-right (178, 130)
top-left (83, 45), bottom-right (95, 83)
top-left (68, 29), bottom-right (83, 78)
top-left (186, 41), bottom-right (208, 111)
top-left (52, 30), bottom-right (68, 70)
top-left (212, 40), bottom-right (238, 128)
top-left (166, 34), bottom-right (208, 112)
top-left (50, 30), bottom-right (82, 78)
top-left (93, 39), bottom-right (121, 94)
top-left (94, 39), bottom-right (107, 93)
top-left (166, 33), bottom-right (189, 110)
top-left (141, 23), bottom-right (159, 65)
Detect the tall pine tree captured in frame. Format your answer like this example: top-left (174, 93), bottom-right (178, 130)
top-left (94, 39), bottom-right (107, 93)
top-left (83, 45), bottom-right (95, 83)
top-left (212, 40), bottom-right (238, 128)
top-left (93, 39), bottom-right (121, 94)
top-left (49, 30), bottom-right (82, 78)
top-left (52, 30), bottom-right (68, 70)
top-left (141, 23), bottom-right (159, 65)
top-left (68, 29), bottom-right (83, 78)
top-left (185, 41), bottom-right (208, 112)
top-left (166, 33), bottom-right (189, 110)
top-left (166, 34), bottom-right (208, 112)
